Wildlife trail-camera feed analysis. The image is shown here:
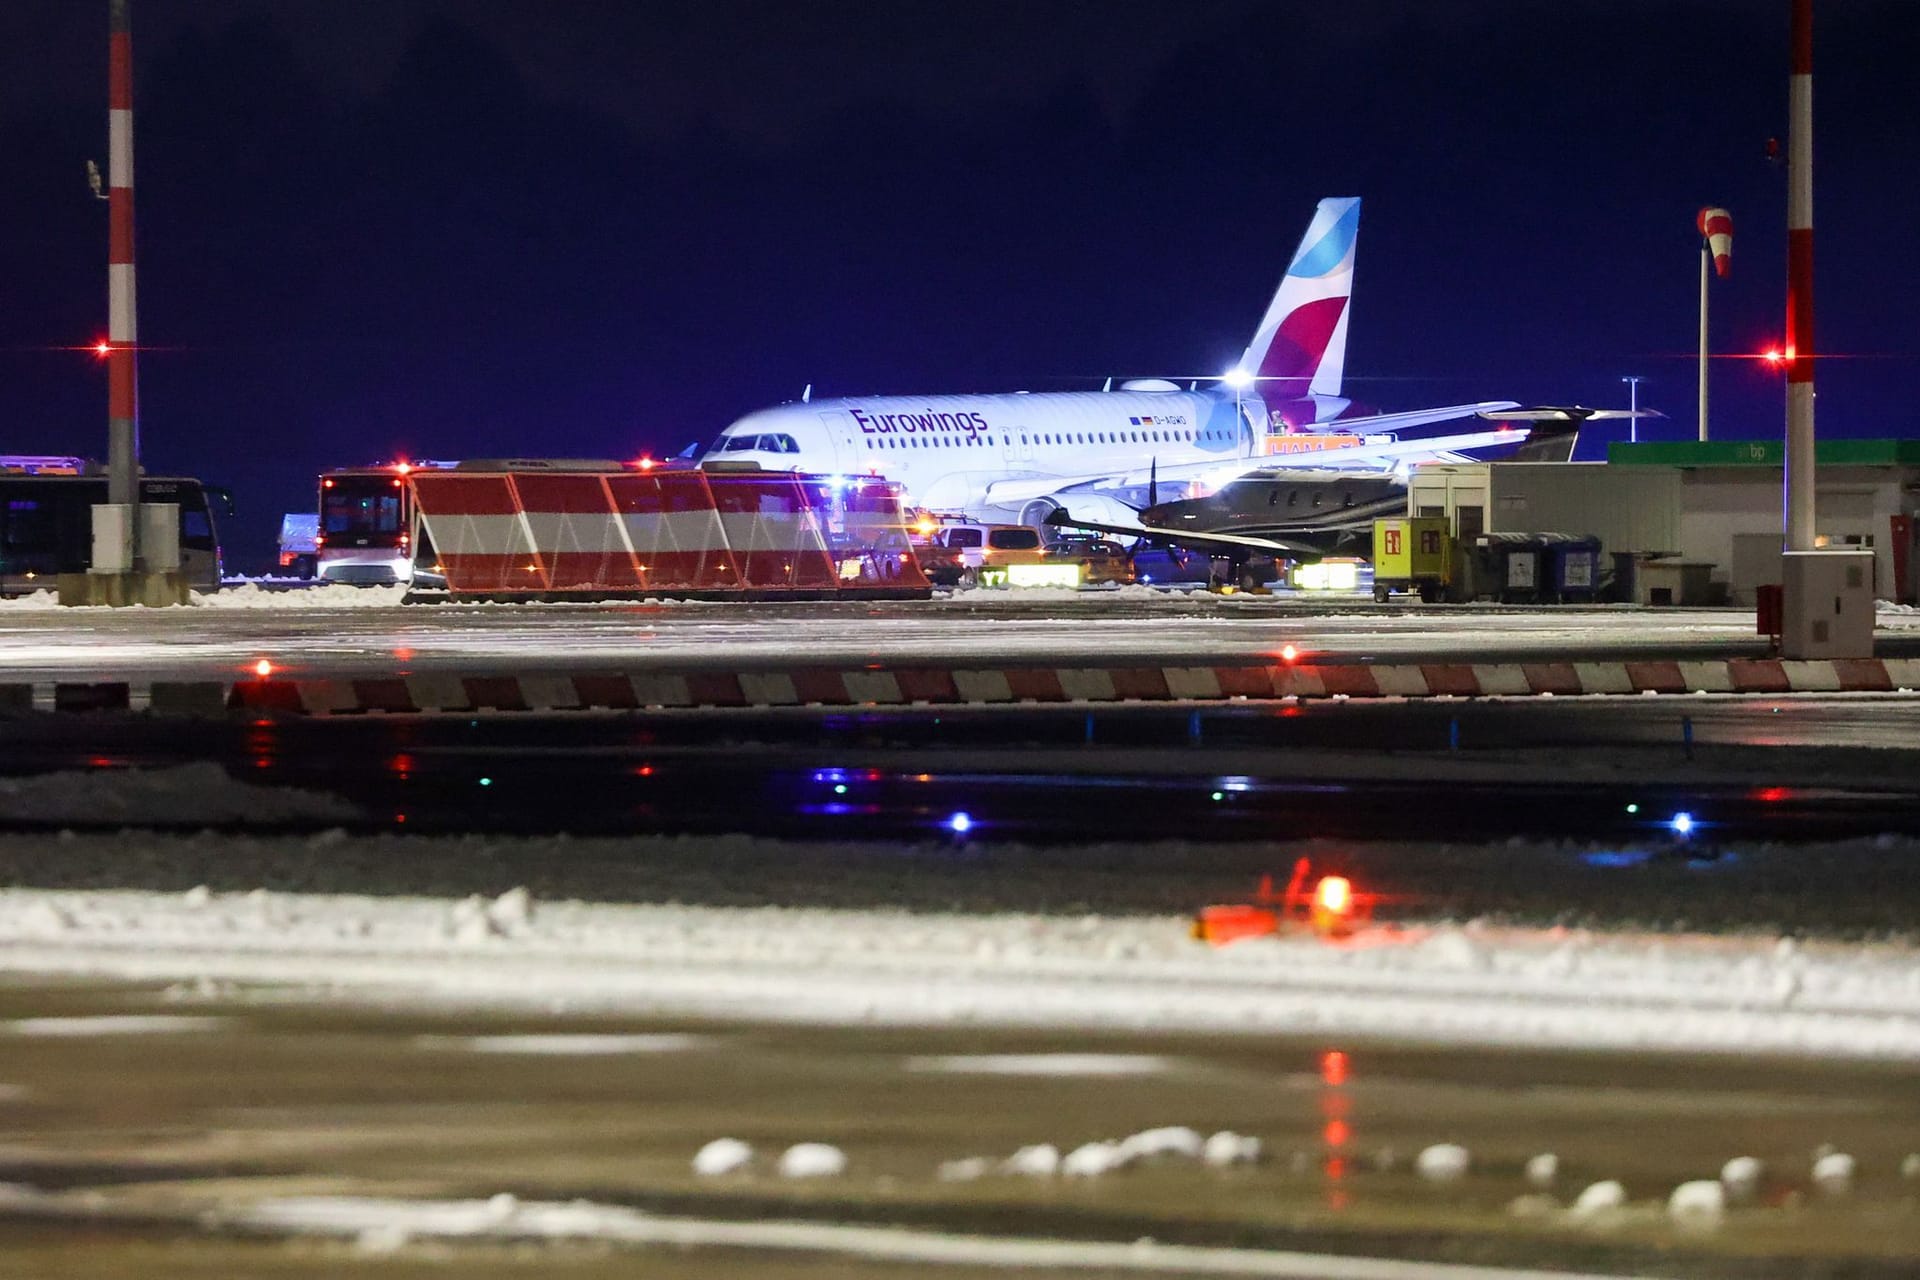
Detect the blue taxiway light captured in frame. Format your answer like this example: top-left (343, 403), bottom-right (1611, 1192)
top-left (947, 811), bottom-right (974, 834)
top-left (1670, 811), bottom-right (1696, 837)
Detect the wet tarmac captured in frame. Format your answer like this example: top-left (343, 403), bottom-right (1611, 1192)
top-left (1, 980), bottom-right (1917, 1278)
top-left (6, 593), bottom-right (1906, 682)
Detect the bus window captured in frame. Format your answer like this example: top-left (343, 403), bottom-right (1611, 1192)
top-left (323, 475), bottom-right (405, 537)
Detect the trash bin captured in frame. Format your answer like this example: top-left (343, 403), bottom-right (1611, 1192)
top-left (1548, 539), bottom-right (1603, 603)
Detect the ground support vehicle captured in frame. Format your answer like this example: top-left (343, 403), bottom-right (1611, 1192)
top-left (933, 522), bottom-right (1048, 586)
top-left (1370, 516), bottom-right (1452, 603)
top-left (1041, 535), bottom-right (1136, 586)
top-left (277, 513), bottom-right (318, 577)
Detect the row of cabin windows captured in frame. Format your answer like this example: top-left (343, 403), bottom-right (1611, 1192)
top-left (1266, 488), bottom-right (1358, 508)
top-left (865, 426), bottom-right (1236, 451)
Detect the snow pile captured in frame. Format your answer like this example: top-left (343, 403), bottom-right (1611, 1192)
top-left (1201, 1131), bottom-right (1262, 1168)
top-left (1524, 1153), bottom-right (1559, 1189)
top-left (0, 590), bottom-right (61, 611)
top-left (1812, 1150), bottom-right (1855, 1194)
top-left (954, 1127), bottom-right (1247, 1183)
top-left (0, 763), bottom-right (357, 826)
top-left (1060, 1141), bottom-right (1127, 1178)
top-left (692, 1138), bottom-right (753, 1177)
top-left (1719, 1155), bottom-right (1763, 1201)
top-left (1000, 1144), bottom-right (1060, 1178)
top-left (1414, 1144), bottom-right (1471, 1183)
top-left (1665, 1180), bottom-right (1725, 1228)
top-left (1117, 1126), bottom-right (1204, 1162)
top-left (442, 888), bottom-right (538, 943)
top-left (195, 582), bottom-right (410, 609)
top-left (778, 1143), bottom-right (847, 1179)
top-left (1570, 1180), bottom-right (1626, 1217)
top-left (936, 1156), bottom-right (994, 1183)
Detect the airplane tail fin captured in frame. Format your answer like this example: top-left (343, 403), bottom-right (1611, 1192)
top-left (1235, 197), bottom-right (1360, 400)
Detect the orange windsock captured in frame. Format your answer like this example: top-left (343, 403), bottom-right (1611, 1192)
top-left (1697, 207), bottom-right (1733, 278)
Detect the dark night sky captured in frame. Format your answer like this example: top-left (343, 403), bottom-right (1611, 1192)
top-left (2, 1), bottom-right (1916, 567)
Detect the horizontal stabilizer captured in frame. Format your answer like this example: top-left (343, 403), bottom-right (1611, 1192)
top-left (1478, 406), bottom-right (1666, 422)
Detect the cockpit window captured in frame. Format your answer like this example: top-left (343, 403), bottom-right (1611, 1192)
top-left (717, 433), bottom-right (801, 454)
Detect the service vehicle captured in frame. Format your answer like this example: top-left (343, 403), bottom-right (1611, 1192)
top-left (1129, 544), bottom-right (1215, 587)
top-left (1370, 515), bottom-right (1452, 602)
top-left (0, 456), bottom-right (227, 594)
top-left (1041, 535), bottom-right (1135, 586)
top-left (934, 522), bottom-right (1046, 569)
top-left (276, 512), bottom-right (319, 577)
top-left (903, 510), bottom-right (966, 586)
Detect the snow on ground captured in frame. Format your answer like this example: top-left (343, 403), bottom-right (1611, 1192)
top-left (3, 874), bottom-right (1920, 1060)
top-left (0, 763), bottom-right (358, 826)
top-left (905, 1053), bottom-right (1173, 1076)
top-left (0, 1184), bottom-right (1645, 1280)
top-left (2, 1014), bottom-right (226, 1037)
top-left (194, 582), bottom-right (410, 609)
top-left (414, 1032), bottom-right (709, 1055)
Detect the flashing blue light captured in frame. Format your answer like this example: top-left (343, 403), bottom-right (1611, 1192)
top-left (1670, 811), bottom-right (1696, 837)
top-left (812, 768), bottom-right (849, 784)
top-left (1221, 367), bottom-right (1254, 390)
top-left (825, 474), bottom-right (851, 492)
top-left (947, 811), bottom-right (974, 835)
top-left (1218, 776), bottom-right (1253, 793)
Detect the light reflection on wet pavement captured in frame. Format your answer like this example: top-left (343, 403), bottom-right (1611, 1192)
top-left (1, 980), bottom-right (1917, 1278)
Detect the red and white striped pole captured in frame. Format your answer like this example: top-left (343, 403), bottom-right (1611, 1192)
top-left (1784, 0), bottom-right (1815, 551)
top-left (106, 0), bottom-right (140, 527)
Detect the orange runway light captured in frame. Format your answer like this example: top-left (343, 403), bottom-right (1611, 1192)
top-left (1310, 876), bottom-right (1355, 938)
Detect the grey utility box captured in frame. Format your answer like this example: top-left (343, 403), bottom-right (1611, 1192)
top-left (90, 502), bottom-right (134, 573)
top-left (1781, 549), bottom-right (1875, 659)
top-left (139, 502), bottom-right (182, 571)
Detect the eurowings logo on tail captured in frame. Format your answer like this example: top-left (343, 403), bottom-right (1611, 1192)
top-left (1235, 196), bottom-right (1359, 399)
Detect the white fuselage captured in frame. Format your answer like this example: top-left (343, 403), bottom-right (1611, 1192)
top-left (709, 388), bottom-right (1260, 520)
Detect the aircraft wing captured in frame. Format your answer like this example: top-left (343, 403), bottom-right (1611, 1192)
top-left (1043, 509), bottom-right (1321, 558)
top-left (983, 421), bottom-right (1536, 507)
top-left (1315, 399), bottom-right (1520, 433)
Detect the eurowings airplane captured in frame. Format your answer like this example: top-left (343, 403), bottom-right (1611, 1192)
top-left (702, 198), bottom-right (1526, 528)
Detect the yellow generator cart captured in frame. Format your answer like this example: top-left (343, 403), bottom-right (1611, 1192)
top-left (1370, 517), bottom-right (1452, 603)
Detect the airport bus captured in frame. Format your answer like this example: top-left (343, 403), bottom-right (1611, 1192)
top-left (0, 457), bottom-right (227, 595)
top-left (316, 461), bottom-right (452, 584)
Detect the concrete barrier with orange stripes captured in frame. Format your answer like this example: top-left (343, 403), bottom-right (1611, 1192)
top-left (6, 655), bottom-right (1912, 718)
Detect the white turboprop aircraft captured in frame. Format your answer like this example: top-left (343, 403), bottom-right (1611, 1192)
top-left (701, 198), bottom-right (1528, 528)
